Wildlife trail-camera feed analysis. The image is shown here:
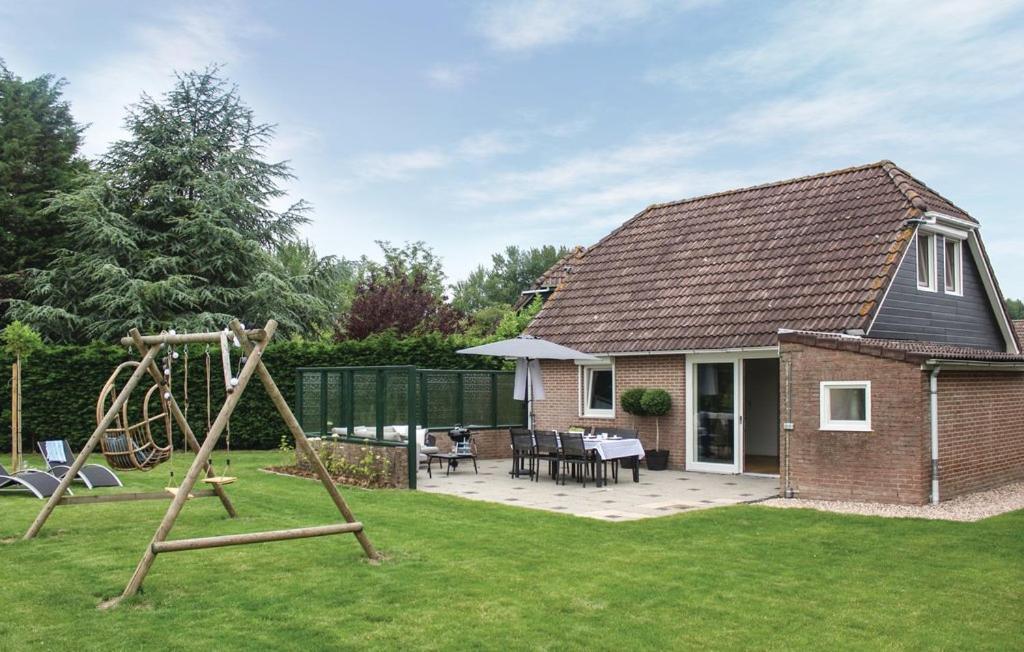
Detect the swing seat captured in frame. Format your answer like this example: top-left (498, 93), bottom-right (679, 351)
top-left (96, 362), bottom-right (174, 472)
top-left (201, 476), bottom-right (237, 486)
top-left (164, 487), bottom-right (195, 499)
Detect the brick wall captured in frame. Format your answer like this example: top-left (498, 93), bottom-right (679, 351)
top-left (936, 370), bottom-right (1024, 498)
top-left (533, 356), bottom-right (687, 468)
top-left (780, 342), bottom-right (931, 504)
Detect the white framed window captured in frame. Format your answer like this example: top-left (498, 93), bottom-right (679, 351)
top-left (917, 232), bottom-right (937, 291)
top-left (819, 381), bottom-right (871, 432)
top-left (579, 361), bottom-right (615, 418)
top-left (944, 237), bottom-right (963, 295)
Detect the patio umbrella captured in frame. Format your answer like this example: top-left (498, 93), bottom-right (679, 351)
top-left (457, 335), bottom-right (599, 428)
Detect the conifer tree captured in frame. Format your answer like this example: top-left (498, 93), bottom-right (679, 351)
top-left (9, 68), bottom-right (330, 342)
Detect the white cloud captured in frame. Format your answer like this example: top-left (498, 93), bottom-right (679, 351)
top-left (425, 63), bottom-right (479, 89)
top-left (354, 149), bottom-right (450, 182)
top-left (648, 0), bottom-right (1024, 93)
top-left (456, 132), bottom-right (521, 160)
top-left (474, 0), bottom-right (712, 52)
top-left (66, 2), bottom-right (266, 157)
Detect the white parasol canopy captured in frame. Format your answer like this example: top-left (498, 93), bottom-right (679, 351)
top-left (457, 335), bottom-right (599, 427)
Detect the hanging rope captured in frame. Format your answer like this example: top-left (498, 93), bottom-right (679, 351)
top-left (204, 345), bottom-right (212, 435)
top-left (182, 344), bottom-right (190, 435)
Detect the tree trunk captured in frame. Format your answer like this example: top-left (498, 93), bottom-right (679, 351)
top-left (11, 356), bottom-right (21, 470)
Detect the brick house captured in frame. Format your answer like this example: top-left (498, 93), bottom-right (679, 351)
top-left (525, 161), bottom-right (1024, 504)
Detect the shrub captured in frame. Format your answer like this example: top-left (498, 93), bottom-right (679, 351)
top-left (0, 333), bottom-right (506, 453)
top-left (640, 388), bottom-right (672, 451)
top-left (620, 387), bottom-right (647, 431)
top-left (640, 389), bottom-right (671, 417)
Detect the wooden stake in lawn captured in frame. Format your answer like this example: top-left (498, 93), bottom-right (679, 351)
top-left (22, 319), bottom-right (378, 607)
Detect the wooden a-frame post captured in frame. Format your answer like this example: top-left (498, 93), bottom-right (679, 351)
top-left (24, 320), bottom-right (377, 607)
top-left (23, 333), bottom-right (238, 541)
top-left (109, 319), bottom-right (377, 605)
top-left (24, 344), bottom-right (163, 539)
top-left (227, 320), bottom-right (379, 560)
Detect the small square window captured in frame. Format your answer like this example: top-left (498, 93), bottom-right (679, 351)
top-left (580, 363), bottom-right (615, 418)
top-left (944, 238), bottom-right (962, 295)
top-left (820, 381), bottom-right (871, 432)
top-left (917, 232), bottom-right (936, 291)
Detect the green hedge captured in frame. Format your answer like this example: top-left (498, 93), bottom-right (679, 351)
top-left (0, 332), bottom-right (506, 453)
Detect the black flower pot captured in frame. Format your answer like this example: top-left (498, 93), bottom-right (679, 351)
top-left (645, 449), bottom-right (670, 471)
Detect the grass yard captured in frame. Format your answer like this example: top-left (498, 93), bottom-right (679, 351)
top-left (1, 451), bottom-right (1022, 651)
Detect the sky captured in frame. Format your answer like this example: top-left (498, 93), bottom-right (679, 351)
top-left (2, 0), bottom-right (1023, 297)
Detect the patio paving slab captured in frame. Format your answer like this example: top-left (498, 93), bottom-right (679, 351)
top-left (418, 459), bottom-right (779, 521)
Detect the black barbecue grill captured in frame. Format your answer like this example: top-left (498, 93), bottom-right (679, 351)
top-left (447, 426), bottom-right (473, 464)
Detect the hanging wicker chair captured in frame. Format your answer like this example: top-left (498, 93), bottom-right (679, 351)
top-left (97, 361), bottom-right (174, 471)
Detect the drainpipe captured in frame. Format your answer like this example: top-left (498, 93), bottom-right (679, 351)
top-left (929, 366), bottom-right (941, 504)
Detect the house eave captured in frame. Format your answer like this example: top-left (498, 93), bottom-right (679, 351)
top-left (589, 346), bottom-right (779, 357)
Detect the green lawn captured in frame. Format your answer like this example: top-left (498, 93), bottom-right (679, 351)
top-left (1, 451), bottom-right (1021, 651)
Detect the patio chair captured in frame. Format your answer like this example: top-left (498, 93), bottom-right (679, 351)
top-left (0, 463), bottom-right (66, 499)
top-left (557, 431), bottom-right (592, 487)
top-left (38, 439), bottom-right (123, 489)
top-left (418, 432), bottom-right (440, 469)
top-left (509, 428), bottom-right (536, 479)
top-left (532, 430), bottom-right (560, 482)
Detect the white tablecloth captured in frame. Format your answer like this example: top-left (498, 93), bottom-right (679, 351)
top-left (531, 434), bottom-right (646, 460)
top-left (584, 437), bottom-right (645, 460)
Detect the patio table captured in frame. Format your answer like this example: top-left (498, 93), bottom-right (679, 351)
top-left (583, 437), bottom-right (644, 486)
top-left (534, 434), bottom-right (645, 486)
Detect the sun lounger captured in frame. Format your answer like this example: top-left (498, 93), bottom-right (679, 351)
top-left (0, 463), bottom-right (66, 499)
top-left (38, 439), bottom-right (123, 489)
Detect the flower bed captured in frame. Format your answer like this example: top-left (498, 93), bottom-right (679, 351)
top-left (270, 438), bottom-right (410, 489)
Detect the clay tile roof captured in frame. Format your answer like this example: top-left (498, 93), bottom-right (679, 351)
top-left (1014, 320), bottom-right (1024, 344)
top-left (514, 246), bottom-right (587, 309)
top-left (779, 330), bottom-right (1024, 364)
top-left (526, 160), bottom-right (975, 353)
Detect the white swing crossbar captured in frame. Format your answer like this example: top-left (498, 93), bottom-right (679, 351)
top-left (151, 522), bottom-right (363, 554)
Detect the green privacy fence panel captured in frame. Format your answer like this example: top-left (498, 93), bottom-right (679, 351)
top-left (296, 366), bottom-right (526, 438)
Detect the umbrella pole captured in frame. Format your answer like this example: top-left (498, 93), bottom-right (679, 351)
top-left (528, 356), bottom-right (536, 427)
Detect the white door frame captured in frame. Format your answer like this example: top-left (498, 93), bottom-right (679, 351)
top-left (685, 351), bottom-right (778, 474)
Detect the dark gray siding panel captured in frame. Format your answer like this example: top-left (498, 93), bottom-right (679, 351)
top-left (869, 232), bottom-right (1005, 350)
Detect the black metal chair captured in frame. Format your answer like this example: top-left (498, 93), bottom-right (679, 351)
top-left (532, 430), bottom-right (560, 481)
top-left (510, 428), bottom-right (536, 479)
top-left (557, 431), bottom-right (591, 487)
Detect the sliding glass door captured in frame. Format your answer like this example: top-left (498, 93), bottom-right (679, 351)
top-left (686, 355), bottom-right (739, 473)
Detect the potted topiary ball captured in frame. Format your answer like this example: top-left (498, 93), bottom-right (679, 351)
top-left (619, 387), bottom-right (647, 469)
top-left (640, 388), bottom-right (672, 470)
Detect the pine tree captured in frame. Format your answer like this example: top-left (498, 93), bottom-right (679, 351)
top-left (8, 68), bottom-right (330, 342)
top-left (0, 61), bottom-right (87, 320)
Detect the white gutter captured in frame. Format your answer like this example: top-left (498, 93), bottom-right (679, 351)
top-left (922, 359), bottom-right (1024, 371)
top-left (929, 366), bottom-right (941, 504)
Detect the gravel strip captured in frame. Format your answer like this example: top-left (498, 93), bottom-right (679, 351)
top-left (758, 481), bottom-right (1024, 522)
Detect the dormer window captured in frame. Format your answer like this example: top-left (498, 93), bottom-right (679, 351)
top-left (917, 232), bottom-right (937, 292)
top-left (944, 238), bottom-right (962, 295)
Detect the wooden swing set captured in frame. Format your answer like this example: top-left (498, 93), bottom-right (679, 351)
top-left (23, 319), bottom-right (379, 608)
